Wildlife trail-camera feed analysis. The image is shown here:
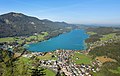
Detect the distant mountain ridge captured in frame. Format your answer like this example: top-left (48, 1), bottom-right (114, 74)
top-left (0, 12), bottom-right (76, 38)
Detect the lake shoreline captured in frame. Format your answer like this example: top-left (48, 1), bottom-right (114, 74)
top-left (26, 29), bottom-right (89, 52)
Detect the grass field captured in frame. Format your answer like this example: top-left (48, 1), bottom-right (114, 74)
top-left (0, 32), bottom-right (48, 43)
top-left (72, 52), bottom-right (92, 64)
top-left (0, 37), bottom-right (24, 43)
top-left (109, 67), bottom-right (120, 74)
top-left (37, 53), bottom-right (57, 60)
top-left (18, 57), bottom-right (34, 64)
top-left (0, 37), bottom-right (14, 43)
top-left (95, 56), bottom-right (116, 63)
top-left (100, 33), bottom-right (116, 41)
top-left (44, 69), bottom-right (56, 76)
top-left (87, 32), bottom-right (97, 35)
top-left (26, 32), bottom-right (48, 41)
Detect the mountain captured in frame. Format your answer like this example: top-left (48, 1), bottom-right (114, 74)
top-left (0, 12), bottom-right (76, 38)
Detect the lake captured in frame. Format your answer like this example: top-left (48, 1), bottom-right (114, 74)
top-left (26, 29), bottom-right (89, 52)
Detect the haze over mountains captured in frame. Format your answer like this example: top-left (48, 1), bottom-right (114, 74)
top-left (0, 12), bottom-right (76, 38)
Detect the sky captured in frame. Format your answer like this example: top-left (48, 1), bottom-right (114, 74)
top-left (0, 0), bottom-right (120, 25)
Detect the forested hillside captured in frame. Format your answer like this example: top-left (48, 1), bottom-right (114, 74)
top-left (85, 27), bottom-right (120, 43)
top-left (0, 12), bottom-right (76, 38)
top-left (86, 27), bottom-right (120, 76)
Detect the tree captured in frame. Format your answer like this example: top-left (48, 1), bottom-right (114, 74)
top-left (0, 48), bottom-right (26, 76)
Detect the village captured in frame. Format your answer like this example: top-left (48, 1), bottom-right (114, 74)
top-left (20, 49), bottom-right (101, 76)
top-left (0, 40), bottom-right (101, 76)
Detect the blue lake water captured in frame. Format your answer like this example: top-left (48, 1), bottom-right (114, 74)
top-left (26, 29), bottom-right (89, 52)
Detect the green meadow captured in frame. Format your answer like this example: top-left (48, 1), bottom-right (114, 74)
top-left (72, 52), bottom-right (92, 64)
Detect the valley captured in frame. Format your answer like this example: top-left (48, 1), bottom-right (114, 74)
top-left (0, 12), bottom-right (120, 76)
